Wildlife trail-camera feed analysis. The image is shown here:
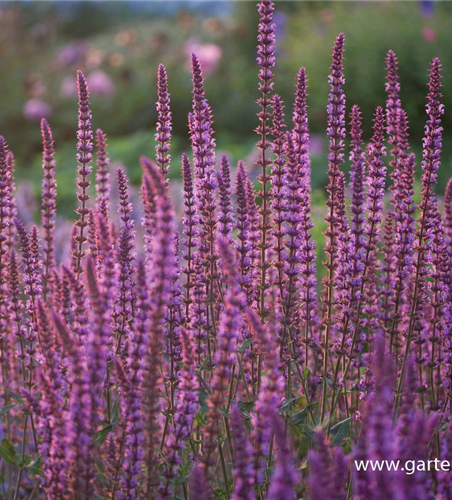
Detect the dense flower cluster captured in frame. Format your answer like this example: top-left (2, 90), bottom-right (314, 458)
top-left (0, 2), bottom-right (451, 499)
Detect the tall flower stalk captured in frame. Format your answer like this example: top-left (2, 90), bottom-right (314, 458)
top-left (395, 59), bottom-right (443, 410)
top-left (256, 0), bottom-right (276, 322)
top-left (292, 68), bottom-right (318, 365)
top-left (40, 119), bottom-right (57, 301)
top-left (156, 64), bottom-right (172, 177)
top-left (190, 53), bottom-right (218, 363)
top-left (73, 70), bottom-right (94, 278)
top-left (320, 33), bottom-right (346, 421)
top-left (140, 156), bottom-right (176, 497)
top-left (95, 128), bottom-right (110, 218)
top-left (181, 153), bottom-right (198, 320)
top-left (270, 94), bottom-right (287, 307)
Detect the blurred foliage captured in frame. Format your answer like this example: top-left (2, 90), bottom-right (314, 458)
top-left (280, 0), bottom-right (452, 189)
top-left (0, 0), bottom-right (451, 215)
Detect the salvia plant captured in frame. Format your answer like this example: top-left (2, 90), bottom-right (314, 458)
top-left (0, 2), bottom-right (451, 499)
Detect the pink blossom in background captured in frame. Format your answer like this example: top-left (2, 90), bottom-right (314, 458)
top-left (61, 70), bottom-right (115, 99)
top-left (422, 26), bottom-right (437, 42)
top-left (310, 134), bottom-right (324, 156)
top-left (60, 75), bottom-right (78, 98)
top-left (55, 41), bottom-right (89, 67)
top-left (185, 37), bottom-right (222, 75)
top-left (23, 99), bottom-right (51, 121)
top-left (88, 70), bottom-right (116, 96)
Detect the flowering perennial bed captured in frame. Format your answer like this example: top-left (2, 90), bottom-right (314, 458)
top-left (0, 1), bottom-right (451, 499)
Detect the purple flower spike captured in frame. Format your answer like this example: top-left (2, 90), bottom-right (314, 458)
top-left (267, 410), bottom-right (299, 500)
top-left (280, 132), bottom-right (304, 357)
top-left (428, 207), bottom-right (450, 411)
top-left (202, 236), bottom-right (246, 476)
top-left (291, 70), bottom-right (319, 358)
top-left (189, 465), bottom-right (210, 500)
top-left (118, 259), bottom-right (149, 500)
top-left (270, 94), bottom-right (287, 301)
top-left (190, 53), bottom-right (218, 319)
top-left (115, 168), bottom-right (136, 347)
top-left (15, 219), bottom-right (42, 329)
top-left (62, 265), bottom-right (89, 345)
top-left (385, 50), bottom-right (402, 156)
top-left (445, 180), bottom-right (452, 333)
top-left (156, 63), bottom-right (172, 177)
top-left (244, 173), bottom-right (260, 307)
top-left (364, 107), bottom-right (387, 274)
top-left (58, 304), bottom-right (93, 496)
top-left (321, 32), bottom-right (346, 418)
top-left (4, 150), bottom-right (17, 252)
top-left (95, 128), bottom-right (110, 218)
top-left (256, 0), bottom-right (276, 321)
top-left (349, 105), bottom-right (366, 276)
top-left (139, 156), bottom-right (176, 496)
top-left (141, 171), bottom-right (157, 258)
top-left (231, 405), bottom-right (254, 500)
top-left (292, 67), bottom-right (310, 178)
top-left (445, 178), bottom-right (452, 244)
top-left (84, 253), bottom-right (112, 392)
top-left (334, 170), bottom-right (353, 339)
top-left (35, 301), bottom-right (69, 498)
top-left (387, 113), bottom-right (416, 354)
top-left (190, 53), bottom-right (216, 200)
top-left (246, 310), bottom-right (285, 487)
top-left (161, 327), bottom-right (199, 497)
top-left (217, 155), bottom-right (235, 242)
top-left (309, 432), bottom-right (347, 500)
top-left (73, 70), bottom-right (93, 278)
top-left (351, 107), bottom-right (387, 353)
top-left (0, 137), bottom-right (12, 329)
top-left (397, 59), bottom-right (443, 401)
top-left (40, 119), bottom-right (57, 301)
top-left (181, 153), bottom-right (199, 320)
top-left (235, 161), bottom-right (253, 303)
top-left (421, 58), bottom-right (443, 194)
top-left (326, 33), bottom-right (346, 178)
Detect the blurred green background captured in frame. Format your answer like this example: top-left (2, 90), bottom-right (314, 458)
top-left (1, 0), bottom-right (451, 217)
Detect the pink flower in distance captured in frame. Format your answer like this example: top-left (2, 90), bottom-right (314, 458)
top-left (422, 26), bottom-right (437, 42)
top-left (23, 99), bottom-right (52, 122)
top-left (87, 70), bottom-right (116, 97)
top-left (185, 38), bottom-right (222, 75)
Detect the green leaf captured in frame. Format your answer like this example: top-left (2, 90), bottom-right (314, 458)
top-left (23, 456), bottom-right (44, 477)
top-left (288, 422), bottom-right (315, 439)
top-left (219, 408), bottom-right (231, 418)
top-left (111, 397), bottom-right (120, 425)
top-left (331, 417), bottom-right (352, 446)
top-left (0, 405), bottom-right (15, 418)
top-left (238, 400), bottom-right (255, 415)
top-left (194, 411), bottom-right (207, 427)
top-left (8, 391), bottom-right (25, 405)
top-left (94, 425), bottom-right (113, 446)
top-left (303, 367), bottom-right (311, 380)
top-left (325, 377), bottom-right (334, 388)
top-left (279, 397), bottom-right (300, 415)
top-left (341, 436), bottom-right (353, 454)
top-left (0, 439), bottom-right (17, 465)
top-left (292, 402), bottom-right (318, 424)
top-left (238, 338), bottom-right (253, 353)
top-left (155, 447), bottom-right (168, 466)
